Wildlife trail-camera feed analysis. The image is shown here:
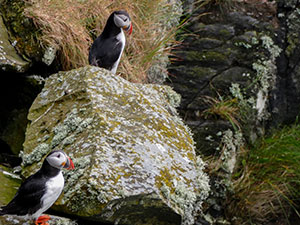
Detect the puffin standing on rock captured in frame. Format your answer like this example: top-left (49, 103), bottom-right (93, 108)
top-left (88, 10), bottom-right (133, 74)
top-left (0, 150), bottom-right (75, 225)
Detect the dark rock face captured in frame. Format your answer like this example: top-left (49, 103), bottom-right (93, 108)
top-left (166, 1), bottom-right (300, 154)
top-left (0, 75), bottom-right (43, 166)
top-left (0, 0), bottom-right (50, 166)
top-left (167, 7), bottom-right (275, 154)
top-left (166, 0), bottom-right (300, 224)
top-left (269, 0), bottom-right (300, 126)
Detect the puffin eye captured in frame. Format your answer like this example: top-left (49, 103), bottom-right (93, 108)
top-left (124, 18), bottom-right (128, 22)
top-left (57, 154), bottom-right (60, 158)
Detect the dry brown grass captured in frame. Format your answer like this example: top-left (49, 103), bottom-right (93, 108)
top-left (24, 0), bottom-right (179, 83)
top-left (230, 175), bottom-right (294, 224)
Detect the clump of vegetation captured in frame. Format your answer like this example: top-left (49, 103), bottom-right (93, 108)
top-left (202, 95), bottom-right (241, 130)
top-left (24, 0), bottom-right (181, 82)
top-left (228, 123), bottom-right (300, 224)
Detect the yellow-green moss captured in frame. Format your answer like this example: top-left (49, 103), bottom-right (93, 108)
top-left (0, 166), bottom-right (21, 206)
top-left (1, 0), bottom-right (42, 60)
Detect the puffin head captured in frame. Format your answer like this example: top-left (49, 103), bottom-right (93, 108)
top-left (113, 10), bottom-right (133, 35)
top-left (46, 150), bottom-right (75, 170)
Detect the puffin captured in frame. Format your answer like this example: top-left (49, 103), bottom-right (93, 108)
top-left (0, 150), bottom-right (75, 225)
top-left (88, 10), bottom-right (133, 74)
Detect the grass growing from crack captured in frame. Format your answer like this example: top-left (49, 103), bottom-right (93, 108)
top-left (228, 123), bottom-right (300, 224)
top-left (202, 95), bottom-right (241, 130)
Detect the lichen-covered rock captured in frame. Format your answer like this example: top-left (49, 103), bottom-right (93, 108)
top-left (0, 16), bottom-right (30, 72)
top-left (21, 66), bottom-right (210, 225)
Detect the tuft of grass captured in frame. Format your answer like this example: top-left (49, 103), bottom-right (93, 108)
top-left (228, 123), bottom-right (300, 224)
top-left (202, 95), bottom-right (241, 130)
top-left (24, 0), bottom-right (181, 83)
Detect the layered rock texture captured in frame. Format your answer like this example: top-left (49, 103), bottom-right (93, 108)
top-left (166, 0), bottom-right (300, 223)
top-left (21, 66), bottom-right (210, 224)
top-left (167, 1), bottom-right (281, 154)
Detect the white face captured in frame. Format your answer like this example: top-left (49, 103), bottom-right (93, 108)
top-left (114, 13), bottom-right (131, 29)
top-left (46, 151), bottom-right (68, 169)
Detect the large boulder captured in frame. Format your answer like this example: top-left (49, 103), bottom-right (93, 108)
top-left (21, 66), bottom-right (210, 225)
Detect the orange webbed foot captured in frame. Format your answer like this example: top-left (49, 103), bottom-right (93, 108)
top-left (35, 215), bottom-right (51, 225)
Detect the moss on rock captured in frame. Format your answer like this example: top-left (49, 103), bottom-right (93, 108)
top-left (0, 166), bottom-right (21, 207)
top-left (0, 16), bottom-right (30, 72)
top-left (1, 0), bottom-right (42, 62)
top-left (22, 66), bottom-right (210, 224)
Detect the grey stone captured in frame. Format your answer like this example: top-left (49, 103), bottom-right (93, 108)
top-left (21, 66), bottom-right (210, 225)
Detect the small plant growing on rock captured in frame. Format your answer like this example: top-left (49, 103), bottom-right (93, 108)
top-left (202, 95), bottom-right (241, 130)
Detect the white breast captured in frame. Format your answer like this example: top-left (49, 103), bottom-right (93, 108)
top-left (111, 29), bottom-right (126, 74)
top-left (32, 172), bottom-right (64, 219)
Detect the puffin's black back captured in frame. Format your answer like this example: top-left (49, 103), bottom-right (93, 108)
top-left (0, 160), bottom-right (60, 216)
top-left (88, 11), bottom-right (124, 69)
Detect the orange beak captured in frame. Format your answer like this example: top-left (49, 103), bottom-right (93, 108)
top-left (124, 22), bottom-right (133, 35)
top-left (63, 156), bottom-right (75, 170)
top-left (128, 23), bottom-right (133, 35)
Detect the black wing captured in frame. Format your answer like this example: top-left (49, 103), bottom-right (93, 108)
top-left (88, 35), bottom-right (122, 70)
top-left (0, 171), bottom-right (47, 216)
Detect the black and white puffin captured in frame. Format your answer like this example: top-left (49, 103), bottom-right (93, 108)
top-left (88, 10), bottom-right (133, 74)
top-left (0, 150), bottom-right (75, 225)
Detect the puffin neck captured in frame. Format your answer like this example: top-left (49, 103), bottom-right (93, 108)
top-left (40, 160), bottom-right (61, 177)
top-left (102, 13), bottom-right (122, 38)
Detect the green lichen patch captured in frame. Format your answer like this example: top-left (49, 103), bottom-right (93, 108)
top-left (22, 66), bottom-right (210, 224)
top-left (251, 34), bottom-right (281, 121)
